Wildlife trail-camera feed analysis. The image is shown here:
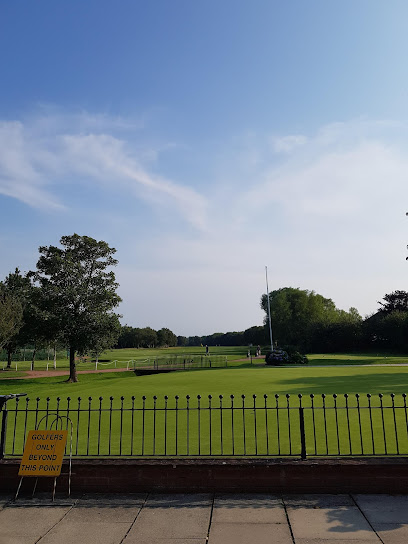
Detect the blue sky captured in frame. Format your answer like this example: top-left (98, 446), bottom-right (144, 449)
top-left (1, 1), bottom-right (408, 336)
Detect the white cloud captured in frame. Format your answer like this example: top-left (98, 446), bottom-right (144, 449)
top-left (0, 112), bottom-right (208, 230)
top-left (114, 119), bottom-right (408, 332)
top-left (0, 121), bottom-right (64, 209)
top-left (2, 114), bottom-right (408, 334)
top-left (60, 133), bottom-right (208, 230)
top-left (272, 134), bottom-right (308, 153)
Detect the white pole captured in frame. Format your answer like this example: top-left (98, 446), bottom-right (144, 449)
top-left (265, 266), bottom-right (274, 352)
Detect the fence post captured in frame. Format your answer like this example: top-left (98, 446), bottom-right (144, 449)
top-left (0, 400), bottom-right (8, 460)
top-left (299, 407), bottom-right (307, 460)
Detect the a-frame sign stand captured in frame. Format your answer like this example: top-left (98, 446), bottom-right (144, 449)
top-left (15, 414), bottom-right (73, 502)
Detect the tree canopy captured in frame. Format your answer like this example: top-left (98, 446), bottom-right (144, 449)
top-left (378, 290), bottom-right (408, 314)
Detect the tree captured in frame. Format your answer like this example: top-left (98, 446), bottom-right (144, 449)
top-left (157, 327), bottom-right (177, 347)
top-left (89, 314), bottom-right (121, 363)
top-left (139, 327), bottom-right (158, 348)
top-left (1, 269), bottom-right (33, 367)
top-left (378, 291), bottom-right (408, 314)
top-left (0, 284), bottom-right (23, 350)
top-left (177, 335), bottom-right (187, 347)
top-left (31, 234), bottom-right (122, 382)
top-left (260, 287), bottom-right (360, 352)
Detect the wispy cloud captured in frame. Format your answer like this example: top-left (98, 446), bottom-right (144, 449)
top-left (271, 134), bottom-right (308, 153)
top-left (0, 111), bottom-right (208, 229)
top-left (1, 113), bottom-right (408, 333)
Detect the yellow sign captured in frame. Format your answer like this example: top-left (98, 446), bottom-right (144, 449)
top-left (19, 430), bottom-right (68, 477)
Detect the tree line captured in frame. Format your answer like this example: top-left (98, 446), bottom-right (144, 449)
top-left (115, 325), bottom-right (267, 349)
top-left (261, 287), bottom-right (408, 354)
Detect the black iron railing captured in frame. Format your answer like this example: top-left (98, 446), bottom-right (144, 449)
top-left (1, 393), bottom-right (408, 459)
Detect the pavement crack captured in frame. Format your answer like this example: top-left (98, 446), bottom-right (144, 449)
top-left (119, 492), bottom-right (149, 544)
top-left (34, 499), bottom-right (77, 543)
top-left (350, 494), bottom-right (385, 544)
top-left (282, 497), bottom-right (296, 544)
top-left (205, 492), bottom-right (215, 542)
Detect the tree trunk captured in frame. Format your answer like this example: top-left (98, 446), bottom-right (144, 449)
top-left (31, 345), bottom-right (37, 370)
top-left (67, 347), bottom-right (78, 382)
top-left (6, 346), bottom-right (12, 369)
top-left (53, 343), bottom-right (57, 369)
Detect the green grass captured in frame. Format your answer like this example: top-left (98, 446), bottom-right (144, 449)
top-left (3, 365), bottom-right (408, 458)
top-left (3, 364), bottom-right (408, 399)
top-left (0, 346), bottom-right (253, 377)
top-left (3, 351), bottom-right (408, 459)
top-left (308, 353), bottom-right (408, 365)
top-left (2, 348), bottom-right (408, 380)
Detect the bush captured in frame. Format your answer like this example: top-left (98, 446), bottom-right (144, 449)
top-left (265, 349), bottom-right (289, 365)
top-left (265, 347), bottom-right (308, 365)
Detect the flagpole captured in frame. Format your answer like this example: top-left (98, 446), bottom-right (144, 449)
top-left (265, 266), bottom-right (274, 352)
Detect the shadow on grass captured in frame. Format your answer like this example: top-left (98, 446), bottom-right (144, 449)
top-left (280, 371), bottom-right (408, 395)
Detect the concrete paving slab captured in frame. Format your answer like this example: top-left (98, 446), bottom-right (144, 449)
top-left (354, 494), bottom-right (408, 524)
top-left (65, 504), bottom-right (141, 523)
top-left (78, 492), bottom-right (147, 505)
top-left (0, 505), bottom-right (71, 539)
top-left (125, 541), bottom-right (206, 544)
top-left (208, 521), bottom-right (293, 544)
top-left (37, 520), bottom-right (132, 544)
top-left (144, 493), bottom-right (212, 507)
top-left (283, 494), bottom-right (354, 508)
top-left (12, 497), bottom-right (76, 507)
top-left (212, 493), bottom-right (286, 524)
top-left (373, 523), bottom-right (408, 543)
top-left (287, 506), bottom-right (376, 541)
top-left (123, 493), bottom-right (211, 543)
top-left (0, 536), bottom-right (40, 544)
top-left (296, 533), bottom-right (381, 544)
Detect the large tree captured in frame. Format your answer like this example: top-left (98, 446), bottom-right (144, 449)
top-left (31, 234), bottom-right (122, 382)
top-left (260, 287), bottom-right (361, 352)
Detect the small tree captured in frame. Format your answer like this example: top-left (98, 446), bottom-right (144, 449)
top-left (1, 269), bottom-right (33, 366)
top-left (0, 284), bottom-right (23, 351)
top-left (31, 234), bottom-right (122, 382)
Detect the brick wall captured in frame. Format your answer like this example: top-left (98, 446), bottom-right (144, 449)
top-left (2, 458), bottom-right (408, 494)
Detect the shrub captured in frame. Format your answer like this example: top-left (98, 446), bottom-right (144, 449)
top-left (265, 348), bottom-right (308, 365)
top-left (265, 349), bottom-right (289, 366)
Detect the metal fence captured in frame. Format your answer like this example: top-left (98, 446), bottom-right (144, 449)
top-left (1, 393), bottom-right (408, 459)
top-left (1, 354), bottom-right (230, 372)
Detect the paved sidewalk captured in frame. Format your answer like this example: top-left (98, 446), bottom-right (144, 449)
top-left (1, 492), bottom-right (408, 543)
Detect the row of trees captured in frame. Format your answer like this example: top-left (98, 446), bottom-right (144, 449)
top-left (116, 325), bottom-right (268, 349)
top-left (0, 234), bottom-right (122, 382)
top-left (261, 287), bottom-right (408, 353)
top-left (116, 326), bottom-right (178, 349)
